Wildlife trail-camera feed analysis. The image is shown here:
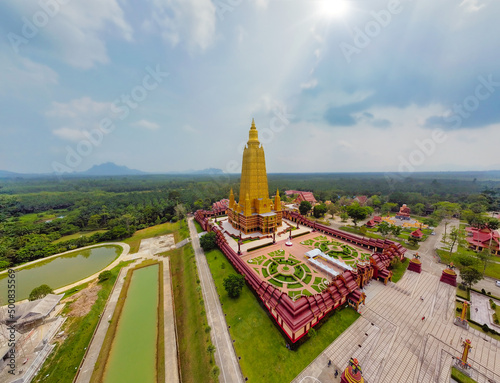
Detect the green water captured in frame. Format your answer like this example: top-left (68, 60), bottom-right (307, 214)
top-left (0, 245), bottom-right (121, 302)
top-left (104, 264), bottom-right (159, 383)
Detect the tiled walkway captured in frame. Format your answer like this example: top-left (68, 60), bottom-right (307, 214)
top-left (292, 270), bottom-right (500, 383)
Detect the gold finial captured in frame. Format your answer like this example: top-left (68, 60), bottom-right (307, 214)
top-left (251, 118), bottom-right (256, 129)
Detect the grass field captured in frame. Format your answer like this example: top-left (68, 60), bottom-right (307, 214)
top-left (391, 257), bottom-right (409, 283)
top-left (32, 260), bottom-right (133, 383)
top-left (205, 248), bottom-right (360, 383)
top-left (339, 226), bottom-right (419, 250)
top-left (168, 245), bottom-right (215, 383)
top-left (451, 367), bottom-right (478, 383)
top-left (52, 230), bottom-right (107, 243)
top-left (193, 219), bottom-right (204, 233)
top-left (436, 247), bottom-right (500, 280)
top-left (123, 221), bottom-right (182, 253)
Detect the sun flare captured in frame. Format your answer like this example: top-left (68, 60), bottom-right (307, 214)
top-left (319, 0), bottom-right (350, 19)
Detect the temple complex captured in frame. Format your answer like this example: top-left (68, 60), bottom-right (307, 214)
top-left (227, 120), bottom-right (282, 234)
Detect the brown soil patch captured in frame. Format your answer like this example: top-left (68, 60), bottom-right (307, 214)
top-left (65, 281), bottom-right (102, 317)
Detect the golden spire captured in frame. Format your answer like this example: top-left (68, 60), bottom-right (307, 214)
top-left (274, 188), bottom-right (281, 211)
top-left (248, 118), bottom-right (259, 144)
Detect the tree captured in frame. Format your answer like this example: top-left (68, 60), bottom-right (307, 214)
top-left (390, 225), bottom-right (402, 238)
top-left (408, 237), bottom-right (419, 247)
top-left (448, 227), bottom-right (459, 257)
top-left (200, 231), bottom-right (217, 251)
top-left (223, 274), bottom-right (245, 298)
top-left (207, 344), bottom-right (216, 363)
top-left (433, 201), bottom-right (461, 239)
top-left (484, 218), bottom-right (500, 250)
top-left (340, 212), bottom-right (349, 222)
top-left (378, 221), bottom-right (391, 237)
top-left (346, 203), bottom-right (372, 227)
top-left (313, 203), bottom-right (327, 218)
top-left (475, 249), bottom-right (492, 276)
top-left (98, 270), bottom-right (112, 282)
top-left (413, 203), bottom-right (425, 216)
top-left (299, 201), bottom-right (312, 216)
top-left (327, 203), bottom-right (338, 219)
top-left (174, 203), bottom-right (187, 222)
top-left (87, 214), bottom-right (101, 229)
top-left (381, 202), bottom-right (397, 215)
top-left (29, 284), bottom-right (53, 301)
top-left (460, 268), bottom-right (483, 289)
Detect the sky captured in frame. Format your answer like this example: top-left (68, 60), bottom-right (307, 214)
top-left (1, 0), bottom-right (499, 175)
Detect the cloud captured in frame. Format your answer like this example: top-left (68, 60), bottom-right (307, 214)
top-left (52, 127), bottom-right (87, 142)
top-left (0, 54), bottom-right (58, 96)
top-left (47, 97), bottom-right (114, 141)
top-left (182, 124), bottom-right (199, 133)
top-left (300, 79), bottom-right (318, 89)
top-left (133, 119), bottom-right (160, 130)
top-left (150, 0), bottom-right (216, 52)
top-left (460, 0), bottom-right (486, 12)
top-left (6, 0), bottom-right (132, 69)
top-left (324, 109), bottom-right (356, 126)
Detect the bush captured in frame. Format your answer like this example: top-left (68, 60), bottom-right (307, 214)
top-left (481, 323), bottom-right (489, 333)
top-left (223, 274), bottom-right (245, 298)
top-left (29, 284), bottom-right (54, 301)
top-left (481, 288), bottom-right (486, 294)
top-left (98, 270), bottom-right (112, 282)
top-left (200, 232), bottom-right (217, 251)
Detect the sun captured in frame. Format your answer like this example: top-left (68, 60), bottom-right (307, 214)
top-left (318, 0), bottom-right (350, 19)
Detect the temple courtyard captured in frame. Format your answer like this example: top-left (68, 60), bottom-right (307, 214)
top-left (292, 270), bottom-right (500, 383)
top-left (240, 232), bottom-right (373, 299)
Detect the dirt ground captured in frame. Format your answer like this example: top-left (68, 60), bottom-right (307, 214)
top-left (64, 281), bottom-right (102, 317)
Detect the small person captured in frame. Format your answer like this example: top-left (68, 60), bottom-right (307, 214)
top-left (335, 369), bottom-right (339, 378)
top-left (420, 296), bottom-right (424, 301)
top-left (328, 360), bottom-right (332, 367)
top-left (422, 316), bottom-right (425, 321)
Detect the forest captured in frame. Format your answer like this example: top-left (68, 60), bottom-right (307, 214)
top-left (0, 172), bottom-right (499, 270)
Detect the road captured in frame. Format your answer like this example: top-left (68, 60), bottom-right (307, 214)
top-left (187, 217), bottom-right (244, 383)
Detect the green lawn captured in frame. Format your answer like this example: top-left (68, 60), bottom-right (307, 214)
top-left (339, 226), bottom-right (419, 250)
top-left (391, 257), bottom-right (409, 283)
top-left (168, 245), bottom-right (215, 383)
top-left (193, 219), bottom-right (204, 233)
top-left (205, 248), bottom-right (360, 383)
top-left (32, 261), bottom-right (133, 383)
top-left (123, 221), bottom-right (182, 253)
top-left (451, 367), bottom-right (478, 383)
top-left (52, 230), bottom-right (107, 244)
top-left (436, 247), bottom-right (500, 280)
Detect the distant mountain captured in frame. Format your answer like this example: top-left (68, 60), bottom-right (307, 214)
top-left (191, 168), bottom-right (224, 175)
top-left (0, 170), bottom-right (22, 177)
top-left (78, 162), bottom-right (147, 176)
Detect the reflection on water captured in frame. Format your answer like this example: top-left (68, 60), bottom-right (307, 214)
top-left (0, 245), bottom-right (121, 302)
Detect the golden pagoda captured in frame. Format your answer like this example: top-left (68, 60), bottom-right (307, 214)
top-left (228, 119), bottom-right (282, 235)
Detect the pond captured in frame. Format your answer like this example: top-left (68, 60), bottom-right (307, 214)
top-left (103, 264), bottom-right (159, 383)
top-left (0, 245), bottom-right (121, 302)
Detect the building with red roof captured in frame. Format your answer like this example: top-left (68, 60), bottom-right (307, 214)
top-left (212, 199), bottom-right (229, 215)
top-left (194, 208), bottom-right (407, 343)
top-left (354, 196), bottom-right (368, 206)
top-left (294, 191), bottom-right (317, 205)
top-left (411, 229), bottom-right (424, 239)
top-left (465, 226), bottom-right (500, 255)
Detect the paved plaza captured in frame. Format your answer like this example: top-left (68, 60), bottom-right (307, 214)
top-left (241, 232), bottom-right (373, 298)
top-left (292, 270), bottom-right (500, 383)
